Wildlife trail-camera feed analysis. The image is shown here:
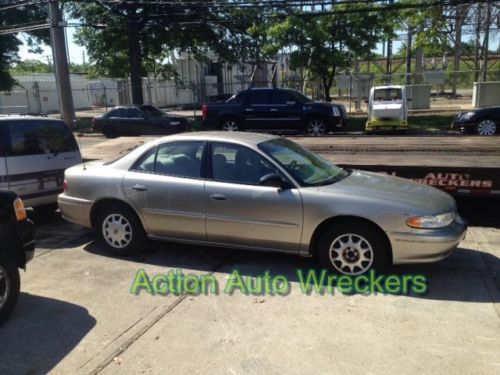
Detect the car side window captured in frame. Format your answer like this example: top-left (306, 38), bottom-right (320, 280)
top-left (211, 143), bottom-right (278, 185)
top-left (272, 91), bottom-right (294, 105)
top-left (108, 109), bottom-right (127, 118)
top-left (249, 91), bottom-right (272, 106)
top-left (154, 141), bottom-right (204, 179)
top-left (128, 108), bottom-right (144, 118)
top-left (131, 147), bottom-right (157, 173)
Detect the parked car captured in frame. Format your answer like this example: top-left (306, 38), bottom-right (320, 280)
top-left (59, 132), bottom-right (466, 276)
top-left (452, 107), bottom-right (499, 136)
top-left (0, 191), bottom-right (35, 326)
top-left (202, 88), bottom-right (347, 136)
top-left (0, 116), bottom-right (81, 211)
top-left (366, 85), bottom-right (409, 132)
top-left (92, 105), bottom-right (191, 138)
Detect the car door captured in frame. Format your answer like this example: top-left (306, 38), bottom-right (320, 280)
top-left (243, 90), bottom-right (273, 130)
top-left (127, 108), bottom-right (149, 135)
top-left (107, 108), bottom-right (131, 135)
top-left (122, 141), bottom-right (206, 240)
top-left (205, 142), bottom-right (303, 251)
top-left (270, 90), bottom-right (303, 131)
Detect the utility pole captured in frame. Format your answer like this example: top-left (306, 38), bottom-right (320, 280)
top-left (405, 26), bottom-right (413, 86)
top-left (127, 3), bottom-right (143, 105)
top-left (49, 0), bottom-right (75, 128)
top-left (482, 0), bottom-right (491, 82)
top-left (452, 5), bottom-right (465, 98)
top-left (386, 0), bottom-right (394, 84)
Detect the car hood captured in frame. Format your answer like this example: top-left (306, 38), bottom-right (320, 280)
top-left (317, 170), bottom-right (455, 214)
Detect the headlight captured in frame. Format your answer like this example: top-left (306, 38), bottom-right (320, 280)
top-left (459, 112), bottom-right (475, 121)
top-left (332, 106), bottom-right (340, 117)
top-left (406, 212), bottom-right (456, 229)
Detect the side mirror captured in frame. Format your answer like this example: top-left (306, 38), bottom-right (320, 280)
top-left (259, 173), bottom-right (289, 189)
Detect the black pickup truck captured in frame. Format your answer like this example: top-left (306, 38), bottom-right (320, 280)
top-left (0, 191), bottom-right (35, 326)
top-left (202, 88), bottom-right (347, 136)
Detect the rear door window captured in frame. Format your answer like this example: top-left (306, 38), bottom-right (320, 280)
top-left (249, 91), bottom-right (272, 106)
top-left (107, 108), bottom-right (128, 118)
top-left (8, 120), bottom-right (79, 156)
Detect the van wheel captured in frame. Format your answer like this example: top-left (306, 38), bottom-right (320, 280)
top-left (96, 204), bottom-right (147, 256)
top-left (0, 258), bottom-right (20, 326)
top-left (317, 221), bottom-right (389, 275)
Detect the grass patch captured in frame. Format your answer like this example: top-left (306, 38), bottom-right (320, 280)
top-left (345, 114), bottom-right (454, 132)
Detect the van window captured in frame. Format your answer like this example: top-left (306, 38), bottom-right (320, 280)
top-left (8, 121), bottom-right (79, 156)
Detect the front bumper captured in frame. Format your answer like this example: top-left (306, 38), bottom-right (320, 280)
top-left (390, 218), bottom-right (467, 264)
top-left (451, 121), bottom-right (477, 134)
top-left (17, 219), bottom-right (35, 263)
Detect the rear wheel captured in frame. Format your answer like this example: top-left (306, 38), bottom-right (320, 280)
top-left (221, 118), bottom-right (240, 131)
top-left (103, 126), bottom-right (117, 138)
top-left (477, 119), bottom-right (497, 136)
top-left (317, 221), bottom-right (389, 275)
top-left (306, 117), bottom-right (327, 136)
top-left (96, 204), bottom-right (147, 256)
top-left (0, 258), bottom-right (20, 326)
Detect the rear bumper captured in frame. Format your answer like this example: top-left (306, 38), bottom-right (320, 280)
top-left (58, 194), bottom-right (93, 228)
top-left (366, 119), bottom-right (408, 130)
top-left (390, 219), bottom-right (467, 264)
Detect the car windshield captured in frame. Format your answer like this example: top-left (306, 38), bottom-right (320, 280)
top-left (290, 90), bottom-right (313, 103)
top-left (258, 138), bottom-right (349, 187)
top-left (140, 105), bottom-right (164, 117)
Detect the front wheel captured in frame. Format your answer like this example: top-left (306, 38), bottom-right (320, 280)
top-left (306, 118), bottom-right (327, 136)
top-left (96, 204), bottom-right (147, 256)
top-left (0, 258), bottom-right (20, 326)
top-left (477, 119), bottom-right (497, 136)
top-left (317, 222), bottom-right (389, 275)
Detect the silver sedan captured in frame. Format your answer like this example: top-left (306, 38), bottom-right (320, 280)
top-left (58, 132), bottom-right (466, 276)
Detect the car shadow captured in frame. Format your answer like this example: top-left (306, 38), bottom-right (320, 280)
top-left (84, 237), bottom-right (500, 304)
top-left (0, 293), bottom-right (96, 374)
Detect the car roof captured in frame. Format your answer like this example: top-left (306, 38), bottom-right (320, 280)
top-left (154, 131), bottom-right (280, 146)
top-left (373, 85), bottom-right (403, 90)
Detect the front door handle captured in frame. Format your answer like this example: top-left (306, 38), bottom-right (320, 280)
top-left (270, 108), bottom-right (279, 112)
top-left (210, 193), bottom-right (227, 201)
top-left (245, 108), bottom-right (254, 112)
top-left (132, 184), bottom-right (147, 192)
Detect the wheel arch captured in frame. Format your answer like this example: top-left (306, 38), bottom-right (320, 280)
top-left (309, 215), bottom-right (393, 264)
top-left (90, 198), bottom-right (145, 230)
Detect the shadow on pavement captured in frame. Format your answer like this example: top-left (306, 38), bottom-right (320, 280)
top-left (84, 236), bottom-right (500, 304)
top-left (0, 293), bottom-right (95, 374)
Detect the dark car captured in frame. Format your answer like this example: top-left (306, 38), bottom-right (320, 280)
top-left (0, 191), bottom-right (35, 326)
top-left (201, 88), bottom-right (347, 136)
top-left (452, 106), bottom-right (499, 136)
top-left (92, 105), bottom-right (191, 138)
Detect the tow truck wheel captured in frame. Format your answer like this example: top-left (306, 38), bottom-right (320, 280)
top-left (477, 120), bottom-right (497, 136)
top-left (0, 258), bottom-right (20, 326)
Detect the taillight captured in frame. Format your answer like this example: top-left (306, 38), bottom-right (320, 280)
top-left (13, 198), bottom-right (27, 222)
top-left (202, 104), bottom-right (208, 119)
top-left (63, 179), bottom-right (68, 192)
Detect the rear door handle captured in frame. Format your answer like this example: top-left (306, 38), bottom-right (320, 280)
top-left (210, 193), bottom-right (227, 201)
top-left (132, 184), bottom-right (147, 192)
top-left (270, 108), bottom-right (279, 112)
top-left (245, 108), bottom-right (254, 112)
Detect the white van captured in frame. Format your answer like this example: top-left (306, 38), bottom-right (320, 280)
top-left (366, 85), bottom-right (409, 132)
top-left (0, 116), bottom-right (81, 211)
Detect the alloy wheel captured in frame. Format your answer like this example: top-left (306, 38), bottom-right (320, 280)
top-left (307, 119), bottom-right (326, 136)
top-left (102, 213), bottom-right (133, 249)
top-left (222, 120), bottom-right (239, 131)
top-left (477, 120), bottom-right (497, 136)
top-left (0, 265), bottom-right (10, 311)
top-left (329, 233), bottom-right (374, 275)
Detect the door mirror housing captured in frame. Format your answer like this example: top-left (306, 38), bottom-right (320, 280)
top-left (259, 173), bottom-right (290, 189)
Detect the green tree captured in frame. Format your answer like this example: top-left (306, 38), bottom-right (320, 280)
top-left (264, 5), bottom-right (392, 100)
top-left (0, 4), bottom-right (48, 90)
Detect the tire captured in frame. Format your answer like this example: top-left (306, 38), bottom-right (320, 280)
top-left (96, 204), bottom-right (147, 256)
top-left (316, 221), bottom-right (389, 275)
top-left (0, 258), bottom-right (20, 327)
top-left (35, 203), bottom-right (59, 215)
top-left (221, 118), bottom-right (240, 131)
top-left (476, 119), bottom-right (497, 136)
top-left (103, 127), bottom-right (117, 138)
top-left (306, 117), bottom-right (327, 136)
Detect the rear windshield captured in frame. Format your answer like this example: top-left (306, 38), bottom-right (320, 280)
top-left (373, 88), bottom-right (402, 101)
top-left (7, 120), bottom-right (79, 156)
